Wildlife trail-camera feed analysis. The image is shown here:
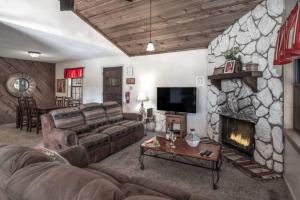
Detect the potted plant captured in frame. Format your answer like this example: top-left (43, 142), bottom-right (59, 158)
top-left (224, 47), bottom-right (243, 73)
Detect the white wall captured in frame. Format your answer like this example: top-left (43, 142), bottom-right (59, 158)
top-left (56, 49), bottom-right (208, 136)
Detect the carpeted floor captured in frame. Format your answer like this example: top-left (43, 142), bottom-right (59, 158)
top-left (0, 124), bottom-right (293, 200)
top-left (0, 123), bottom-right (43, 147)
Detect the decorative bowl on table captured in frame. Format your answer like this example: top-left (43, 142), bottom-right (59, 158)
top-left (185, 129), bottom-right (201, 147)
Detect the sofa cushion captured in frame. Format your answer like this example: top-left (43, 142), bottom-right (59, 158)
top-left (5, 162), bottom-right (125, 200)
top-left (129, 177), bottom-right (191, 200)
top-left (91, 124), bottom-right (112, 133)
top-left (101, 125), bottom-right (128, 140)
top-left (121, 183), bottom-right (171, 199)
top-left (124, 195), bottom-right (172, 200)
top-left (85, 165), bottom-right (131, 184)
top-left (79, 133), bottom-right (110, 152)
top-left (50, 107), bottom-right (85, 129)
top-left (67, 124), bottom-right (90, 134)
top-left (80, 103), bottom-right (108, 128)
top-left (0, 145), bottom-right (52, 177)
top-left (103, 101), bottom-right (123, 123)
top-left (115, 120), bottom-right (143, 131)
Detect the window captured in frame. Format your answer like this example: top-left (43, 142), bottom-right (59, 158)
top-left (71, 78), bottom-right (83, 100)
top-left (294, 59), bottom-right (300, 133)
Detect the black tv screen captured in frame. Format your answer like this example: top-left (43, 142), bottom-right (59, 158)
top-left (157, 87), bottom-right (196, 113)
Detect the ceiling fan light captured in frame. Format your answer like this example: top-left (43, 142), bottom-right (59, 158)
top-left (28, 51), bottom-right (41, 58)
top-left (146, 42), bottom-right (155, 51)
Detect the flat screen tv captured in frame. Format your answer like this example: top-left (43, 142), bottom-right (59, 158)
top-left (157, 87), bottom-right (196, 113)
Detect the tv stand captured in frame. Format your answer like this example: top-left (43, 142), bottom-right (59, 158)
top-left (165, 113), bottom-right (187, 138)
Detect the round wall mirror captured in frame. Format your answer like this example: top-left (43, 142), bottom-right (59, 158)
top-left (13, 78), bottom-right (30, 92)
top-left (6, 73), bottom-right (36, 97)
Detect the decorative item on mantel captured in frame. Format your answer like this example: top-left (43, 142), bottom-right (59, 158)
top-left (224, 47), bottom-right (242, 73)
top-left (245, 63), bottom-right (259, 72)
top-left (213, 67), bottom-right (225, 75)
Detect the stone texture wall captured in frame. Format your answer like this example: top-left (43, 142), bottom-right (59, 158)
top-left (207, 0), bottom-right (284, 173)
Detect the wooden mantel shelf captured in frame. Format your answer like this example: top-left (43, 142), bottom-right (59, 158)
top-left (208, 71), bottom-right (263, 92)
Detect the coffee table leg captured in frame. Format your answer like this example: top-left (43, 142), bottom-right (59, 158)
top-left (212, 160), bottom-right (220, 190)
top-left (139, 147), bottom-right (145, 170)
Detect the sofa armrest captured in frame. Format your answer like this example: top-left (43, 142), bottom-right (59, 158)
top-left (53, 128), bottom-right (78, 148)
top-left (59, 145), bottom-right (89, 167)
top-left (123, 113), bottom-right (142, 121)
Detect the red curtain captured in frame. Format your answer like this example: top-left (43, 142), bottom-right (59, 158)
top-left (64, 67), bottom-right (84, 79)
top-left (274, 2), bottom-right (300, 65)
top-left (289, 3), bottom-right (300, 55)
top-left (274, 23), bottom-right (292, 65)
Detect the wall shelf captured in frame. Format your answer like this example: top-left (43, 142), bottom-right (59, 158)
top-left (208, 71), bottom-right (263, 92)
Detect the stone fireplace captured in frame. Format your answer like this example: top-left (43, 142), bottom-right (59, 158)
top-left (206, 0), bottom-right (284, 173)
top-left (221, 116), bottom-right (255, 156)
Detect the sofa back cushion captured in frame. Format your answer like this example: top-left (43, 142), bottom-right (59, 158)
top-left (50, 107), bottom-right (85, 129)
top-left (103, 102), bottom-right (123, 123)
top-left (80, 103), bottom-right (108, 128)
top-left (0, 145), bottom-right (52, 177)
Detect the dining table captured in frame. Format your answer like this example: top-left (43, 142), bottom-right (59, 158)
top-left (15, 104), bottom-right (66, 128)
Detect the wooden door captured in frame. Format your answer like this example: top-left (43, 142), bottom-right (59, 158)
top-left (103, 67), bottom-right (123, 105)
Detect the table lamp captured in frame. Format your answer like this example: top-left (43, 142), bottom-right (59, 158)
top-left (137, 92), bottom-right (149, 120)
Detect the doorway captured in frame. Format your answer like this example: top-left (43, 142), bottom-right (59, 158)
top-left (103, 67), bottom-right (123, 105)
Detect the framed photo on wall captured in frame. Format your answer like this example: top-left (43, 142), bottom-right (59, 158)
top-left (126, 66), bottom-right (134, 76)
top-left (224, 60), bottom-right (236, 73)
top-left (56, 79), bottom-right (66, 93)
top-left (126, 78), bottom-right (135, 85)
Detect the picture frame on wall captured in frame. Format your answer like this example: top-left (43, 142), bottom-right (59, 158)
top-left (126, 78), bottom-right (135, 85)
top-left (56, 79), bottom-right (66, 93)
top-left (126, 66), bottom-right (134, 76)
top-left (224, 60), bottom-right (236, 73)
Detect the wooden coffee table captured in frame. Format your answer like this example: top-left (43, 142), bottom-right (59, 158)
top-left (139, 136), bottom-right (222, 189)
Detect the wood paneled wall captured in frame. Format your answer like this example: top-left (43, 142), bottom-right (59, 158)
top-left (0, 57), bottom-right (55, 125)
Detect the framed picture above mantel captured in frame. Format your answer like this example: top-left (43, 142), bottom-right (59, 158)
top-left (224, 60), bottom-right (235, 73)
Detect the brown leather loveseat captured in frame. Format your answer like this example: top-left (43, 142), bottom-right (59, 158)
top-left (41, 101), bottom-right (144, 162)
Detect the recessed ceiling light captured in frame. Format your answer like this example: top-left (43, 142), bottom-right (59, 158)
top-left (28, 51), bottom-right (41, 58)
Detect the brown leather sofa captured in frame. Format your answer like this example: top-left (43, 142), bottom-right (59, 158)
top-left (41, 102), bottom-right (144, 162)
top-left (0, 144), bottom-right (206, 200)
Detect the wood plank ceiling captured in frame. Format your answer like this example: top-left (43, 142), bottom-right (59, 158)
top-left (74, 0), bottom-right (262, 56)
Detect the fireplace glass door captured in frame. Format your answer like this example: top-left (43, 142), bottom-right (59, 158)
top-left (221, 116), bottom-right (255, 156)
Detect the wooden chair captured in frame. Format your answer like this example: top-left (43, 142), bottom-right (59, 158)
top-left (71, 99), bottom-right (81, 107)
top-left (55, 96), bottom-right (64, 107)
top-left (26, 98), bottom-right (41, 134)
top-left (64, 97), bottom-right (73, 107)
top-left (18, 97), bottom-right (29, 131)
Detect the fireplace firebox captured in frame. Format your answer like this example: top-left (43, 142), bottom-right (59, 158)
top-left (221, 116), bottom-right (255, 156)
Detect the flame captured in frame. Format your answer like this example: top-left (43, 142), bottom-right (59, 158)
top-left (229, 132), bottom-right (250, 147)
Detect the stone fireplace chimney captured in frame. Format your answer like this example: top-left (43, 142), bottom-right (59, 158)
top-left (206, 0), bottom-right (284, 173)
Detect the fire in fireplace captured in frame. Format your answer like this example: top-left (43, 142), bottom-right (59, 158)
top-left (221, 116), bottom-right (255, 156)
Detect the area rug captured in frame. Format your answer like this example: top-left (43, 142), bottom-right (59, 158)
top-left (95, 133), bottom-right (292, 200)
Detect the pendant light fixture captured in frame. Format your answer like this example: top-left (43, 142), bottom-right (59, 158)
top-left (146, 0), bottom-right (155, 52)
